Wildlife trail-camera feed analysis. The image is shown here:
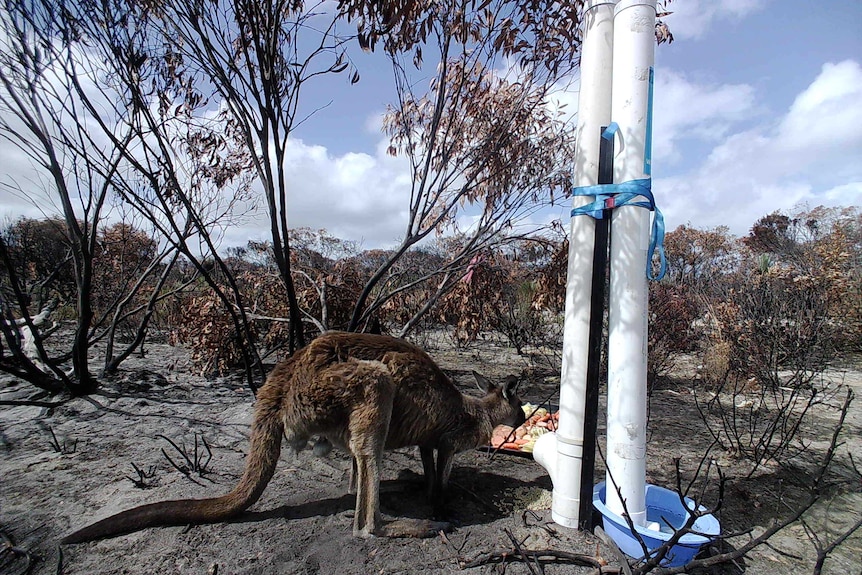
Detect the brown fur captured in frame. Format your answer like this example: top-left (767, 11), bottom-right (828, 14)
top-left (61, 331), bottom-right (525, 543)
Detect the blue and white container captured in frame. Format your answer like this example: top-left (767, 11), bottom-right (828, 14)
top-left (593, 482), bottom-right (721, 567)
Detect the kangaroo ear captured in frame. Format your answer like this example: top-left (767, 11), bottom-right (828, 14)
top-left (502, 375), bottom-right (520, 399)
top-left (473, 371), bottom-right (494, 393)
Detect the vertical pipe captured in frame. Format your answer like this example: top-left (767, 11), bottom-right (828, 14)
top-left (550, 0), bottom-right (616, 529)
top-left (577, 127), bottom-right (614, 530)
top-left (605, 0), bottom-right (656, 527)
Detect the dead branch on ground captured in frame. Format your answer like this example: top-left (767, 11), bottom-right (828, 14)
top-left (646, 387), bottom-right (856, 575)
top-left (158, 433), bottom-right (213, 484)
top-left (0, 398), bottom-right (66, 408)
top-left (124, 462), bottom-right (157, 489)
top-left (460, 544), bottom-right (616, 573)
top-left (47, 427), bottom-right (76, 454)
top-left (0, 530), bottom-right (34, 575)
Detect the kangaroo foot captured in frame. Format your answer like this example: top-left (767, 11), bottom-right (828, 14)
top-left (380, 518), bottom-right (452, 538)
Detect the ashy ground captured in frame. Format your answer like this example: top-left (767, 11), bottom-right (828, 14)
top-left (1, 334), bottom-right (860, 574)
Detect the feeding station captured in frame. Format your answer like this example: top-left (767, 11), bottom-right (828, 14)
top-left (531, 0), bottom-right (720, 567)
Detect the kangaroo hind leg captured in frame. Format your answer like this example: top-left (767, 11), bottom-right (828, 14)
top-left (419, 447), bottom-right (436, 500)
top-left (343, 361), bottom-right (394, 538)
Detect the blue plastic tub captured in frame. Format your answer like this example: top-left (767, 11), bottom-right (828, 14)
top-left (592, 482), bottom-right (720, 567)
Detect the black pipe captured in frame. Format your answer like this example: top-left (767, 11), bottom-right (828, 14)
top-left (579, 126), bottom-right (613, 530)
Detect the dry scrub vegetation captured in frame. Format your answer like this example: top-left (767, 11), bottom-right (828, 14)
top-left (2, 206), bottom-right (861, 574)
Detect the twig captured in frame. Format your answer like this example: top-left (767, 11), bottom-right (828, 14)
top-left (0, 399), bottom-right (66, 408)
top-left (161, 446), bottom-right (203, 485)
top-left (196, 434), bottom-right (213, 472)
top-left (460, 547), bottom-right (614, 572)
top-left (124, 462), bottom-right (157, 489)
top-left (812, 515), bottom-right (862, 575)
top-left (157, 433), bottom-right (213, 483)
top-left (760, 539), bottom-right (803, 561)
top-left (438, 530), bottom-right (451, 546)
top-left (521, 510), bottom-right (557, 537)
top-left (0, 530), bottom-right (34, 575)
top-left (455, 531), bottom-right (472, 555)
top-left (47, 427), bottom-right (76, 454)
top-left (504, 528), bottom-right (539, 575)
top-left (646, 389), bottom-right (856, 575)
top-left (595, 526), bottom-right (633, 575)
top-left (597, 443), bottom-right (652, 562)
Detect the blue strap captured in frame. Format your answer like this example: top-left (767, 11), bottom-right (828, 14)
top-left (571, 178), bottom-right (667, 281)
top-left (644, 67), bottom-right (654, 176)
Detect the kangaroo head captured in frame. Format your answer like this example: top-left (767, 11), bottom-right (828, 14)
top-left (472, 371), bottom-right (526, 429)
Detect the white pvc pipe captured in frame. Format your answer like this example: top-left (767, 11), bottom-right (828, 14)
top-left (604, 0), bottom-right (656, 528)
top-left (533, 0), bottom-right (616, 529)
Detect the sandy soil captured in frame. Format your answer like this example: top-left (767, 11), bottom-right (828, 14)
top-left (1, 333), bottom-right (860, 575)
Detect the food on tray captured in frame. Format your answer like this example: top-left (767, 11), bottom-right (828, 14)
top-left (490, 403), bottom-right (559, 454)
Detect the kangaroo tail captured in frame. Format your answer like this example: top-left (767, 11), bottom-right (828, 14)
top-left (61, 392), bottom-right (284, 544)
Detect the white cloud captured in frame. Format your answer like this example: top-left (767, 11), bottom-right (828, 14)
top-left (364, 110), bottom-right (387, 134)
top-left (656, 60), bottom-right (862, 234)
top-left (0, 112), bottom-right (72, 224)
top-left (653, 69), bottom-right (757, 164)
top-left (822, 182), bottom-right (862, 206)
top-left (776, 60), bottom-right (862, 156)
top-left (0, 75), bottom-right (413, 251)
top-left (664, 0), bottom-right (766, 40)
top-left (221, 138), bottom-right (412, 250)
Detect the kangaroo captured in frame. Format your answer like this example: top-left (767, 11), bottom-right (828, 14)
top-left (61, 331), bottom-right (525, 543)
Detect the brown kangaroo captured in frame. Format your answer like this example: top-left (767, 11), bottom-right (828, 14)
top-left (61, 331), bottom-right (525, 543)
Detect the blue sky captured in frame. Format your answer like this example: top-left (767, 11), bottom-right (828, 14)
top-left (648, 0), bottom-right (861, 234)
top-left (2, 0), bottom-right (860, 250)
top-left (268, 0), bottom-right (862, 249)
